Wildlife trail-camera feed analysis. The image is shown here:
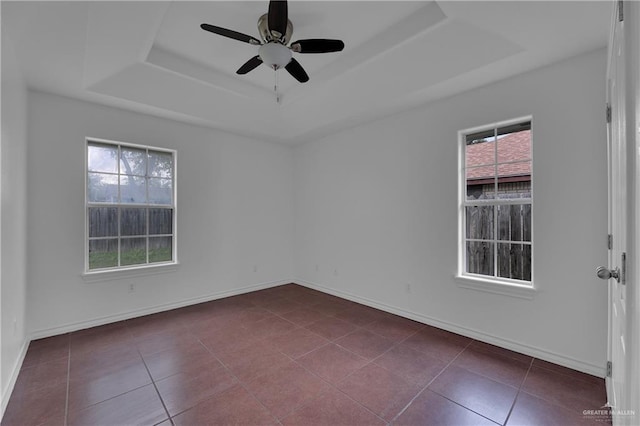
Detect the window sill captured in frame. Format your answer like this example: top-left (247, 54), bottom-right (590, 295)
top-left (81, 262), bottom-right (180, 283)
top-left (455, 274), bottom-right (537, 300)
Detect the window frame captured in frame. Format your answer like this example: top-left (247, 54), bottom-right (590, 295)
top-left (84, 137), bottom-right (178, 276)
top-left (456, 117), bottom-right (536, 298)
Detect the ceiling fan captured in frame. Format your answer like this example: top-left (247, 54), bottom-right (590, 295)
top-left (200, 0), bottom-right (344, 83)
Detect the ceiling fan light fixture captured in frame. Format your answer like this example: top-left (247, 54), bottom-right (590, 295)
top-left (258, 42), bottom-right (292, 69)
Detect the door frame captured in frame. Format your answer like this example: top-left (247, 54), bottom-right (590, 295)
top-left (624, 1), bottom-right (640, 423)
top-left (605, 1), bottom-right (639, 424)
top-left (605, 0), bottom-right (626, 416)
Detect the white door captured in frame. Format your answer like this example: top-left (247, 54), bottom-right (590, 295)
top-left (602, 1), bottom-right (629, 422)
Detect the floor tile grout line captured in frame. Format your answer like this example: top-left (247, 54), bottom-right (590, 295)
top-left (449, 346), bottom-right (534, 390)
top-left (502, 356), bottom-right (536, 425)
top-left (275, 352), bottom-right (388, 425)
top-left (194, 336), bottom-right (282, 425)
top-left (358, 321), bottom-right (424, 344)
top-left (137, 347), bottom-right (174, 426)
top-left (257, 336), bottom-right (388, 424)
top-left (256, 341), bottom-right (350, 422)
top-left (506, 357), bottom-right (607, 419)
top-left (327, 383), bottom-right (390, 425)
top-left (423, 389), bottom-right (504, 426)
top-left (64, 340), bottom-right (71, 426)
top-left (367, 327), bottom-right (421, 365)
top-left (315, 320), bottom-right (428, 381)
top-left (64, 381), bottom-right (156, 420)
top-left (426, 340), bottom-right (530, 425)
top-left (425, 381), bottom-right (511, 425)
top-left (389, 338), bottom-right (474, 424)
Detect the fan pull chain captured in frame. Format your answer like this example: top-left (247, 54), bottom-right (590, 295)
top-left (274, 69), bottom-right (281, 104)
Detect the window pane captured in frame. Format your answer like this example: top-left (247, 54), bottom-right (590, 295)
top-left (495, 180), bottom-right (532, 200)
top-left (88, 143), bottom-right (118, 173)
top-left (88, 207), bottom-right (118, 237)
top-left (497, 204), bottom-right (532, 242)
top-left (496, 163), bottom-right (531, 200)
top-left (466, 241), bottom-right (494, 276)
top-left (523, 204), bottom-right (532, 241)
top-left (149, 236), bottom-right (172, 263)
top-left (465, 206), bottom-right (493, 239)
top-left (88, 173), bottom-right (118, 203)
top-left (121, 237), bottom-right (147, 266)
top-left (466, 166), bottom-right (495, 200)
top-left (496, 122), bottom-right (531, 137)
top-left (149, 208), bottom-right (173, 235)
top-left (121, 208), bottom-right (146, 236)
top-left (120, 147), bottom-right (147, 176)
top-left (523, 244), bottom-right (532, 281)
top-left (89, 239), bottom-right (118, 269)
top-left (497, 129), bottom-right (531, 164)
top-left (148, 178), bottom-right (172, 205)
top-left (497, 243), bottom-right (532, 281)
top-left (465, 137), bottom-right (495, 168)
top-left (497, 204), bottom-right (511, 241)
top-left (148, 151), bottom-right (173, 178)
top-left (120, 175), bottom-right (146, 204)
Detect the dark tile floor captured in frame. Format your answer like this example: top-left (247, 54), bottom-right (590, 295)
top-left (2, 284), bottom-right (610, 425)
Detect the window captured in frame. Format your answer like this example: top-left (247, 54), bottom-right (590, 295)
top-left (459, 118), bottom-right (532, 286)
top-left (85, 139), bottom-right (176, 272)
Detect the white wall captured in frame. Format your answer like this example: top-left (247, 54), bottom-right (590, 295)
top-left (17, 44), bottom-right (609, 380)
top-left (293, 48), bottom-right (609, 375)
top-left (26, 91), bottom-right (294, 336)
top-left (1, 33), bottom-right (29, 414)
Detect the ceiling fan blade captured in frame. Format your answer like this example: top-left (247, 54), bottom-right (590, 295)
top-left (200, 23), bottom-right (261, 45)
top-left (290, 39), bottom-right (345, 53)
top-left (236, 56), bottom-right (263, 75)
top-left (285, 58), bottom-right (309, 83)
top-left (268, 0), bottom-right (288, 39)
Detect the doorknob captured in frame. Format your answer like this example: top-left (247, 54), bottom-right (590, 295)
top-left (596, 266), bottom-right (620, 282)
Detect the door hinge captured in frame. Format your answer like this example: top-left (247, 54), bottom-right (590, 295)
top-left (608, 234), bottom-right (613, 250)
top-left (607, 361), bottom-right (612, 377)
top-left (618, 0), bottom-right (624, 21)
top-left (606, 104), bottom-right (612, 123)
top-left (621, 252), bottom-right (626, 285)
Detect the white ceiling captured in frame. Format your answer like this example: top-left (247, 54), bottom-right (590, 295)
top-left (2, 1), bottom-right (611, 145)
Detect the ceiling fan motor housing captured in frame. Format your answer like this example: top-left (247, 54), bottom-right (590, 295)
top-left (257, 14), bottom-right (293, 44)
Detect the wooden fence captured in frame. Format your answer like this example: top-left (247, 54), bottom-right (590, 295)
top-left (466, 203), bottom-right (532, 281)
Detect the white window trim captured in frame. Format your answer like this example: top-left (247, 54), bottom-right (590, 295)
top-left (454, 274), bottom-right (536, 299)
top-left (84, 137), bottom-right (178, 276)
top-left (81, 262), bottom-right (180, 283)
top-left (457, 116), bottom-right (537, 299)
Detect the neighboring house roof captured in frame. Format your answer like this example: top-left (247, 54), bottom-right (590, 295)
top-left (466, 130), bottom-right (531, 181)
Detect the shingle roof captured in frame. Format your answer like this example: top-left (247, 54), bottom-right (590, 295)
top-left (466, 130), bottom-right (531, 180)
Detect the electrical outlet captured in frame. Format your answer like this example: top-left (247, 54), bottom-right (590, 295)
top-left (129, 283), bottom-right (135, 293)
top-left (253, 265), bottom-right (258, 273)
top-left (406, 283), bottom-right (412, 293)
top-left (333, 269), bottom-right (338, 276)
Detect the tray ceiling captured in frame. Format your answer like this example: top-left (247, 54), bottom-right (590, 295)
top-left (2, 1), bottom-right (611, 144)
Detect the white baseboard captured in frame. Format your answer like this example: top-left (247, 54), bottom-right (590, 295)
top-left (26, 277), bottom-right (605, 378)
top-left (30, 279), bottom-right (291, 340)
top-left (295, 279), bottom-right (606, 378)
top-left (1, 338), bottom-right (29, 421)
